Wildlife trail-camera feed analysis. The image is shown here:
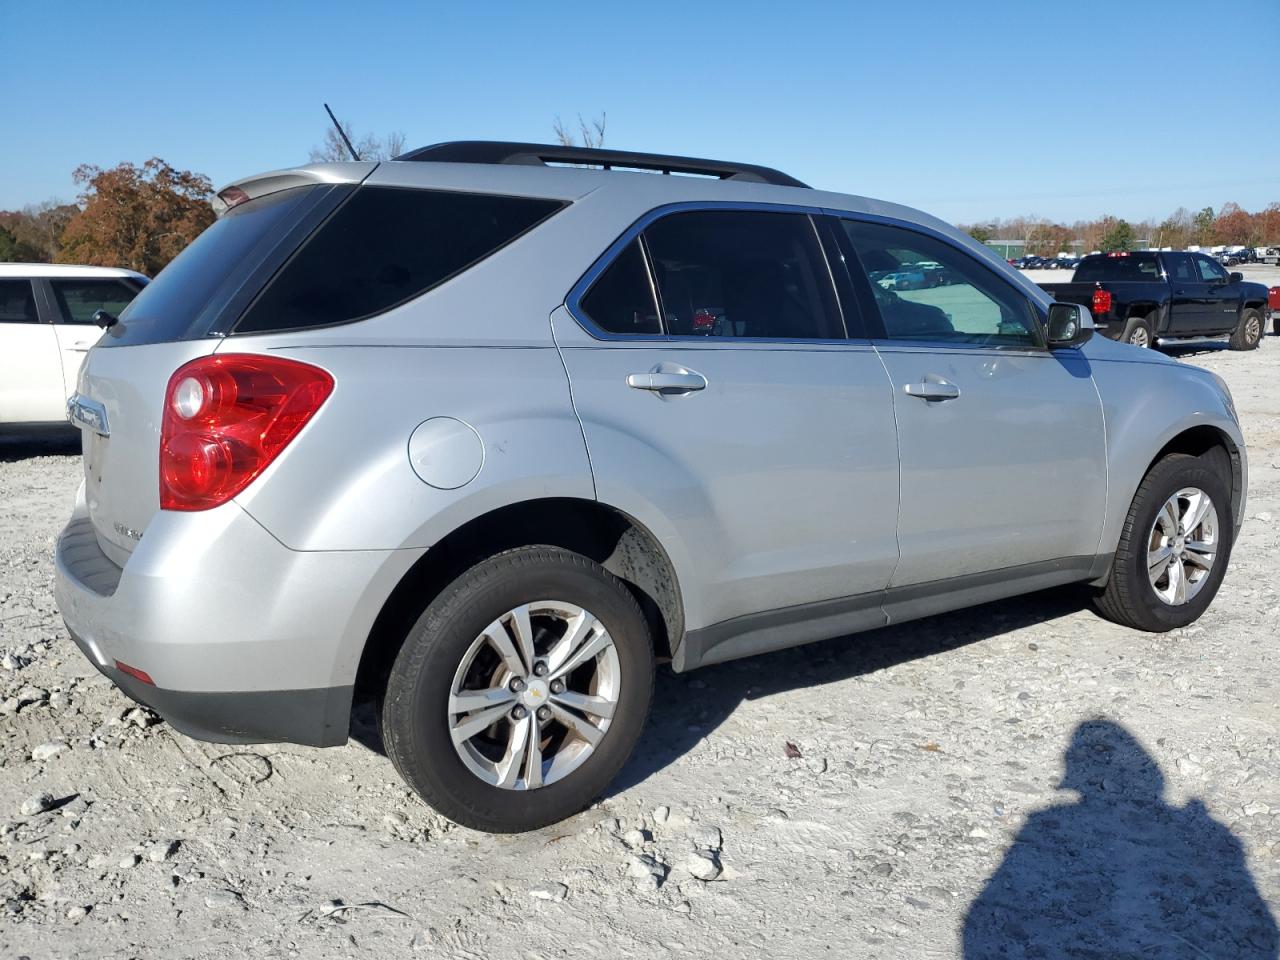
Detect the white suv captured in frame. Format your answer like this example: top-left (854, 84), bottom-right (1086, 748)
top-left (0, 264), bottom-right (147, 426)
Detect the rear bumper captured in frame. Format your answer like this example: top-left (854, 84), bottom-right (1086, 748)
top-left (65, 626), bottom-right (353, 746)
top-left (53, 486), bottom-right (422, 747)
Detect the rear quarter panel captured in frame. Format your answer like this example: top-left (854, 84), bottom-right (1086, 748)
top-left (225, 336), bottom-right (594, 552)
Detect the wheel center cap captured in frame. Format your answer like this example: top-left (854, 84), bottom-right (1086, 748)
top-left (521, 679), bottom-right (550, 707)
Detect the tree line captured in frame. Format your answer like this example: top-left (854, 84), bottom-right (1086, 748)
top-left (961, 202), bottom-right (1280, 255)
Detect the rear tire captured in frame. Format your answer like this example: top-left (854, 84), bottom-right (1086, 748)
top-left (1229, 308), bottom-right (1263, 351)
top-left (381, 546), bottom-right (654, 833)
top-left (1093, 452), bottom-right (1233, 632)
top-left (1120, 315), bottom-right (1154, 348)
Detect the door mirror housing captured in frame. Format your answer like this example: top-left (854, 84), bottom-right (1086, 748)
top-left (1229, 271), bottom-right (1244, 283)
top-left (1046, 302), bottom-right (1093, 348)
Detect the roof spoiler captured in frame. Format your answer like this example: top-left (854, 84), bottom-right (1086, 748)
top-left (394, 141), bottom-right (809, 189)
top-left (212, 161), bottom-right (379, 215)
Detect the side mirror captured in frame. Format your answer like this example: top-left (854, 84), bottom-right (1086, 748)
top-left (1046, 302), bottom-right (1093, 348)
top-left (91, 309), bottom-right (118, 330)
top-left (1229, 271), bottom-right (1244, 283)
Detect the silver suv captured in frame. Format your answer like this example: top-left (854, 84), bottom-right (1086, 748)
top-left (54, 142), bottom-right (1247, 832)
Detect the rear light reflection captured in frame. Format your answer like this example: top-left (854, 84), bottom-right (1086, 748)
top-left (114, 660), bottom-right (155, 686)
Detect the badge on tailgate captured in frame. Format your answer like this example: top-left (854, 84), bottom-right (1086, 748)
top-left (67, 394), bottom-right (110, 437)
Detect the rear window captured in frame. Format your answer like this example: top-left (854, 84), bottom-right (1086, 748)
top-left (1073, 253), bottom-right (1162, 283)
top-left (234, 187), bottom-right (566, 334)
top-left (111, 186), bottom-right (327, 346)
top-left (50, 278), bottom-right (142, 324)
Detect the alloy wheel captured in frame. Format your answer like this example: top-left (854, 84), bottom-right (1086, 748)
top-left (1147, 487), bottom-right (1218, 605)
top-left (1129, 327), bottom-right (1150, 348)
top-left (447, 601), bottom-right (620, 790)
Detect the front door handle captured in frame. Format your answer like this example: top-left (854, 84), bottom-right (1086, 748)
top-left (627, 371), bottom-right (707, 393)
top-left (903, 378), bottom-right (960, 401)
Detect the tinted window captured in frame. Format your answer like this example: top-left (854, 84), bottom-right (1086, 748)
top-left (643, 210), bottom-right (843, 340)
top-left (50, 279), bottom-right (140, 325)
top-left (1166, 253), bottom-right (1196, 283)
top-left (0, 280), bottom-right (37, 323)
top-left (236, 188), bottom-right (565, 334)
top-left (1073, 253), bottom-right (1162, 283)
top-left (580, 239), bottom-right (661, 335)
top-left (1195, 255), bottom-right (1228, 282)
top-left (115, 186), bottom-right (320, 345)
top-left (842, 220), bottom-right (1039, 346)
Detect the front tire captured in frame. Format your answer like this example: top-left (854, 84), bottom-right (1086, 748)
top-left (1229, 307), bottom-right (1263, 351)
top-left (381, 546), bottom-right (654, 833)
top-left (1093, 452), bottom-right (1233, 632)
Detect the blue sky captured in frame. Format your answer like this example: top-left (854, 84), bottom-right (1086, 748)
top-left (5, 0), bottom-right (1278, 224)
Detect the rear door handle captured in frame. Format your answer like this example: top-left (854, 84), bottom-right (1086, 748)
top-left (627, 371), bottom-right (707, 393)
top-left (903, 379), bottom-right (960, 401)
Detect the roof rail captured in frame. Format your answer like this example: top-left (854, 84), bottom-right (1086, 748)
top-left (394, 141), bottom-right (809, 189)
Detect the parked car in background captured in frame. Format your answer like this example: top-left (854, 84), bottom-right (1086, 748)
top-left (1038, 251), bottom-right (1269, 349)
top-left (0, 264), bottom-right (148, 426)
top-left (53, 142), bottom-right (1248, 832)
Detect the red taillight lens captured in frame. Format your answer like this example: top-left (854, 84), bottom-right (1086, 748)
top-left (160, 354), bottom-right (333, 511)
top-left (1091, 289), bottom-right (1112, 317)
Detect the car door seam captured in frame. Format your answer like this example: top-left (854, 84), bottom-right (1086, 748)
top-left (547, 307), bottom-right (599, 500)
top-left (871, 343), bottom-right (905, 609)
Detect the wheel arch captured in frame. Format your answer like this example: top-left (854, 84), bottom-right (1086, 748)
top-left (353, 497), bottom-right (685, 704)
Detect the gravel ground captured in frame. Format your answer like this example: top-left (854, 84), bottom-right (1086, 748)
top-left (1, 338), bottom-right (1278, 959)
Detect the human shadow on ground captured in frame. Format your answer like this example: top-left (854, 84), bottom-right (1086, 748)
top-left (963, 719), bottom-right (1278, 959)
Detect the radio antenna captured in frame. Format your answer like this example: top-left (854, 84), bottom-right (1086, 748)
top-left (323, 103), bottom-right (361, 161)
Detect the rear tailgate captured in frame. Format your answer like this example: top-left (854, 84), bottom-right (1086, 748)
top-left (1036, 281), bottom-right (1098, 306)
top-left (71, 162), bottom-right (374, 566)
top-left (75, 340), bottom-right (218, 565)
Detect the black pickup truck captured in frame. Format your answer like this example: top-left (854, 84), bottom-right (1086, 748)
top-left (1038, 251), bottom-right (1270, 350)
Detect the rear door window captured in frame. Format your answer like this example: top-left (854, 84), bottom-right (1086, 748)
top-left (234, 187), bottom-right (566, 334)
top-left (578, 239), bottom-right (662, 335)
top-left (49, 279), bottom-right (140, 324)
top-left (0, 280), bottom-right (38, 323)
top-left (642, 210), bottom-right (843, 340)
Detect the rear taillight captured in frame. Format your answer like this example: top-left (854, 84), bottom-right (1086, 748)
top-left (160, 354), bottom-right (333, 511)
top-left (1091, 288), bottom-right (1112, 317)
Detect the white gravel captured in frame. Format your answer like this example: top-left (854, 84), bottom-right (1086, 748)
top-left (1, 339), bottom-right (1278, 958)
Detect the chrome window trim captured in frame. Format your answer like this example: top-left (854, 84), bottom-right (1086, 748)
top-left (563, 200), bottom-right (853, 346)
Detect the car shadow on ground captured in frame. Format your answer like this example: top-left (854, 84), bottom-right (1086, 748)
top-left (607, 585), bottom-right (1088, 796)
top-left (963, 718), bottom-right (1279, 959)
top-left (0, 428), bottom-right (81, 463)
top-left (348, 586), bottom-right (1090, 772)
top-left (1158, 341), bottom-right (1232, 359)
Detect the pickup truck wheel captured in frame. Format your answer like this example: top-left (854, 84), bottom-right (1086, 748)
top-left (1228, 308), bottom-right (1263, 351)
top-left (1092, 451), bottom-right (1233, 632)
top-left (381, 546), bottom-right (654, 833)
top-left (1120, 316), bottom-right (1153, 348)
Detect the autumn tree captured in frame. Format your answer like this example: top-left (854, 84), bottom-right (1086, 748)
top-left (1213, 202), bottom-right (1256, 246)
top-left (553, 112), bottom-right (607, 148)
top-left (56, 159), bottom-right (215, 275)
top-left (962, 223), bottom-right (995, 243)
top-left (310, 119), bottom-right (406, 162)
top-left (1257, 203), bottom-right (1280, 245)
top-left (0, 201), bottom-right (79, 262)
top-left (1027, 222), bottom-right (1074, 256)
